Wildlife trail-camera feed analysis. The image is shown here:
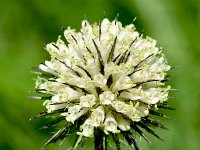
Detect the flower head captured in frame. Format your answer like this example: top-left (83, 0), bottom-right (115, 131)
top-left (31, 18), bottom-right (173, 150)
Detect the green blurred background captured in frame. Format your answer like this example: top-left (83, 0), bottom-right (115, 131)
top-left (0, 0), bottom-right (199, 149)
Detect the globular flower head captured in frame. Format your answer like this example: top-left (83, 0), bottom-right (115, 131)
top-left (31, 18), bottom-right (173, 150)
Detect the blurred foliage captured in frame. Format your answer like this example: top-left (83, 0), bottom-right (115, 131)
top-left (0, 0), bottom-right (199, 149)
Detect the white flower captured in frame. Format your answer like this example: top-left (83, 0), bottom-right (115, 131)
top-left (104, 112), bottom-right (120, 134)
top-left (77, 119), bottom-right (94, 137)
top-left (61, 105), bottom-right (88, 123)
top-left (99, 91), bottom-right (115, 105)
top-left (80, 94), bottom-right (96, 108)
top-left (78, 106), bottom-right (105, 137)
top-left (33, 18), bottom-right (173, 149)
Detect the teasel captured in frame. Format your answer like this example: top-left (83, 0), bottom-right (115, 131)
top-left (30, 18), bottom-right (175, 150)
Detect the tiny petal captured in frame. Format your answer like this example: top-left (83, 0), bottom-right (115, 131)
top-left (93, 74), bottom-right (107, 88)
top-left (116, 115), bottom-right (130, 131)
